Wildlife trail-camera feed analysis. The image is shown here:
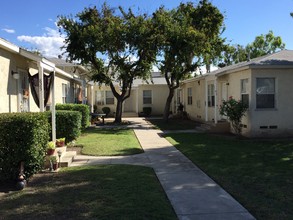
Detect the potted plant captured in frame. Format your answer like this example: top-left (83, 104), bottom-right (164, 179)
top-left (56, 137), bottom-right (65, 147)
top-left (47, 141), bottom-right (56, 155)
top-left (49, 156), bottom-right (58, 171)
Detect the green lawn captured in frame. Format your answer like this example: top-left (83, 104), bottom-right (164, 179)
top-left (146, 118), bottom-right (200, 130)
top-left (0, 165), bottom-right (177, 220)
top-left (74, 127), bottom-right (143, 156)
top-left (165, 133), bottom-right (293, 220)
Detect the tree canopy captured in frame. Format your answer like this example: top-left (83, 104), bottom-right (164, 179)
top-left (58, 4), bottom-right (157, 123)
top-left (152, 0), bottom-right (225, 121)
top-left (219, 30), bottom-right (285, 67)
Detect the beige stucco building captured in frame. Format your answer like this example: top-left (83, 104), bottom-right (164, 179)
top-left (0, 38), bottom-right (92, 114)
top-left (93, 72), bottom-right (170, 116)
top-left (181, 50), bottom-right (293, 137)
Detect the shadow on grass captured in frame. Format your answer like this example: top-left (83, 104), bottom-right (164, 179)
top-left (146, 118), bottom-right (201, 130)
top-left (0, 165), bottom-right (177, 220)
top-left (165, 133), bottom-right (293, 220)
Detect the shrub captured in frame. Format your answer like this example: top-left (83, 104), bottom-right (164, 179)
top-left (143, 107), bottom-right (152, 116)
top-left (102, 107), bottom-right (111, 117)
top-left (219, 97), bottom-right (248, 136)
top-left (47, 110), bottom-right (82, 143)
top-left (56, 104), bottom-right (90, 129)
top-left (0, 113), bottom-right (50, 182)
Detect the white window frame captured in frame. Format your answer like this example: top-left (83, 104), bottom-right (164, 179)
top-left (256, 78), bottom-right (275, 109)
top-left (187, 88), bottom-right (192, 105)
top-left (105, 91), bottom-right (115, 105)
top-left (208, 84), bottom-right (215, 107)
top-left (96, 91), bottom-right (105, 105)
top-left (241, 78), bottom-right (249, 107)
top-left (143, 90), bottom-right (152, 104)
top-left (62, 83), bottom-right (68, 104)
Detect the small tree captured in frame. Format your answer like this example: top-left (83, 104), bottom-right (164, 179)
top-left (219, 97), bottom-right (248, 136)
top-left (58, 4), bottom-right (157, 123)
top-left (152, 1), bottom-right (225, 121)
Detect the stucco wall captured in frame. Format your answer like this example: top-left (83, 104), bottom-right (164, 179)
top-left (249, 68), bottom-right (293, 137)
top-left (137, 84), bottom-right (169, 115)
top-left (0, 48), bottom-right (18, 113)
top-left (0, 49), bottom-right (41, 113)
top-left (217, 69), bottom-right (251, 134)
top-left (181, 79), bottom-right (206, 121)
top-left (93, 85), bottom-right (118, 114)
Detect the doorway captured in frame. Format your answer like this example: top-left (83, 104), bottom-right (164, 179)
top-left (18, 69), bottom-right (30, 112)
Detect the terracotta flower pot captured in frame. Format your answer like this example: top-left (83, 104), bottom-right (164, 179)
top-left (47, 149), bottom-right (55, 156)
top-left (53, 163), bottom-right (58, 170)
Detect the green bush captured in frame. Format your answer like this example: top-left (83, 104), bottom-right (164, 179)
top-left (219, 96), bottom-right (248, 135)
top-left (56, 104), bottom-right (90, 129)
top-left (102, 107), bottom-right (111, 117)
top-left (143, 107), bottom-right (152, 116)
top-left (0, 113), bottom-right (50, 182)
top-left (47, 110), bottom-right (82, 143)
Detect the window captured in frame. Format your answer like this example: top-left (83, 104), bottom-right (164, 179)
top-left (241, 79), bottom-right (249, 106)
top-left (143, 90), bottom-right (152, 104)
top-left (96, 91), bottom-right (105, 105)
top-left (208, 84), bottom-right (215, 107)
top-left (62, 83), bottom-right (68, 104)
top-left (105, 91), bottom-right (114, 105)
top-left (187, 88), bottom-right (192, 105)
top-left (256, 78), bottom-right (275, 108)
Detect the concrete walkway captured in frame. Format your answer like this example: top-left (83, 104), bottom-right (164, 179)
top-left (71, 118), bottom-right (255, 220)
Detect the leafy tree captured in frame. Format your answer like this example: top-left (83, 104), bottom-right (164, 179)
top-left (219, 30), bottom-right (285, 67)
top-left (246, 30), bottom-right (285, 58)
top-left (58, 4), bottom-right (157, 123)
top-left (218, 44), bottom-right (247, 67)
top-left (152, 0), bottom-right (225, 121)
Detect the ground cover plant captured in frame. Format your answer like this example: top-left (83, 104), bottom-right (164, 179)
top-left (146, 118), bottom-right (199, 130)
top-left (165, 133), bottom-right (293, 220)
top-left (0, 165), bottom-right (177, 220)
top-left (74, 127), bottom-right (143, 156)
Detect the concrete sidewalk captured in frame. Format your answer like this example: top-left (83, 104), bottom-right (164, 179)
top-left (71, 118), bottom-right (255, 220)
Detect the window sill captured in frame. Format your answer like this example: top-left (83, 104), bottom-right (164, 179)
top-left (255, 108), bottom-right (278, 111)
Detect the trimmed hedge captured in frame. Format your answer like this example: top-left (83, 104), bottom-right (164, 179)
top-left (48, 110), bottom-right (82, 143)
top-left (0, 113), bottom-right (50, 182)
top-left (56, 104), bottom-right (90, 129)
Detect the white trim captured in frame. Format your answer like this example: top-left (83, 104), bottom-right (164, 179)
top-left (0, 38), bottom-right (19, 53)
top-left (214, 78), bottom-right (218, 124)
top-left (37, 62), bottom-right (45, 112)
top-left (205, 80), bottom-right (208, 121)
top-left (51, 69), bottom-right (56, 142)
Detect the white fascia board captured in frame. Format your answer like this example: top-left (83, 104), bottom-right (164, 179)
top-left (0, 38), bottom-right (19, 53)
top-left (55, 67), bottom-right (74, 79)
top-left (20, 48), bottom-right (42, 62)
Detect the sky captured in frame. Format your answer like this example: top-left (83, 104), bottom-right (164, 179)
top-left (1, 0), bottom-right (293, 58)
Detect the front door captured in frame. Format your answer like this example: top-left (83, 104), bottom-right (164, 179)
top-left (18, 69), bottom-right (30, 112)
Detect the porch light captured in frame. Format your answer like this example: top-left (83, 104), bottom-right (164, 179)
top-left (57, 150), bottom-right (62, 168)
top-left (11, 70), bottom-right (20, 79)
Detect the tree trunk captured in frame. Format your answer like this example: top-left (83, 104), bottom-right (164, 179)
top-left (115, 98), bottom-right (123, 123)
top-left (163, 88), bottom-right (175, 122)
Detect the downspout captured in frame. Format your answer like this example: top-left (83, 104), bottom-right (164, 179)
top-left (51, 69), bottom-right (56, 142)
top-left (91, 85), bottom-right (94, 113)
top-left (214, 78), bottom-right (218, 124)
top-left (136, 86), bottom-right (139, 114)
top-left (205, 79), bottom-right (208, 121)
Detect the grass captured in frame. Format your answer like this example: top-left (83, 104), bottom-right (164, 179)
top-left (146, 118), bottom-right (200, 130)
top-left (165, 133), bottom-right (293, 220)
top-left (74, 127), bottom-right (143, 156)
top-left (0, 165), bottom-right (177, 220)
